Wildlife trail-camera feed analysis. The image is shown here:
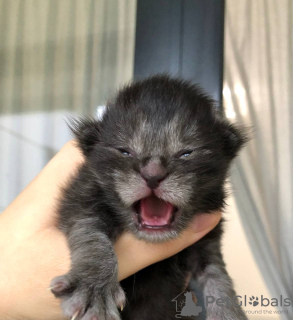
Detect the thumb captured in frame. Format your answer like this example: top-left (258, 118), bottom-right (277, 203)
top-left (116, 211), bottom-right (221, 281)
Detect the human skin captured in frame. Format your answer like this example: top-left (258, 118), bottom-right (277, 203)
top-left (0, 141), bottom-right (221, 320)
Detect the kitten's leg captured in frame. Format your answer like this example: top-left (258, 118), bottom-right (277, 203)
top-left (120, 256), bottom-right (197, 320)
top-left (51, 218), bottom-right (125, 320)
top-left (191, 221), bottom-right (248, 320)
top-left (121, 222), bottom-right (247, 320)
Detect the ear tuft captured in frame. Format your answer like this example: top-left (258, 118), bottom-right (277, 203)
top-left (222, 123), bottom-right (249, 158)
top-left (67, 117), bottom-right (100, 155)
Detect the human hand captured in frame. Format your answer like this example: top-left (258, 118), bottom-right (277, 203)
top-left (0, 141), bottom-right (221, 320)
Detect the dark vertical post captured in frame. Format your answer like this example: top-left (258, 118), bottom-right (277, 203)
top-left (134, 0), bottom-right (225, 102)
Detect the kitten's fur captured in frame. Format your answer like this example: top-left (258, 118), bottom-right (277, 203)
top-left (51, 75), bottom-right (248, 320)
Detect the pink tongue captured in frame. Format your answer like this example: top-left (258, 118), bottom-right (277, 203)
top-left (140, 196), bottom-right (173, 226)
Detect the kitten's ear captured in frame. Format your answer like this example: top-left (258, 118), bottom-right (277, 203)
top-left (222, 122), bottom-right (249, 158)
top-left (67, 118), bottom-right (100, 155)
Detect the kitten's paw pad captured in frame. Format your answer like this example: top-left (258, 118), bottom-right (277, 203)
top-left (50, 275), bottom-right (74, 297)
top-left (81, 305), bottom-right (104, 320)
top-left (82, 312), bottom-right (99, 320)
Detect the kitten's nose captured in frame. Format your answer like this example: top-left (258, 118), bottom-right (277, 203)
top-left (140, 161), bottom-right (167, 189)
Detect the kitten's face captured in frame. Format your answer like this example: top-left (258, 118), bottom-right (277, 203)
top-left (74, 76), bottom-right (245, 242)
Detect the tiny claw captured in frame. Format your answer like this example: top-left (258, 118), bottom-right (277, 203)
top-left (120, 304), bottom-right (124, 312)
top-left (71, 310), bottom-right (80, 320)
top-left (47, 287), bottom-right (53, 291)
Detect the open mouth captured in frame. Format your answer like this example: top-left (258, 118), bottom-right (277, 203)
top-left (133, 194), bottom-right (178, 231)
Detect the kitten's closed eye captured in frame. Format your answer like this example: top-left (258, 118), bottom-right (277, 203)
top-left (175, 150), bottom-right (194, 159)
top-left (174, 147), bottom-right (212, 159)
top-left (117, 148), bottom-right (133, 157)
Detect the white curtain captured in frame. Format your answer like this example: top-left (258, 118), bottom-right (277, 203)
top-left (224, 1), bottom-right (293, 318)
top-left (0, 0), bottom-right (137, 211)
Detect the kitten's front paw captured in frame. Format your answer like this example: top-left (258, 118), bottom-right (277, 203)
top-left (51, 275), bottom-right (126, 320)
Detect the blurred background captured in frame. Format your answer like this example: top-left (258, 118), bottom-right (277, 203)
top-left (0, 1), bottom-right (292, 319)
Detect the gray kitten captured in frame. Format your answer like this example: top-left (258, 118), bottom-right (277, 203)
top-left (51, 75), bottom-right (248, 320)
